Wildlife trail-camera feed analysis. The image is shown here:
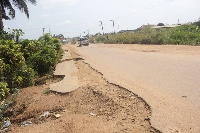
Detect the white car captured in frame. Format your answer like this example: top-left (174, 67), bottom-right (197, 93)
top-left (79, 38), bottom-right (89, 46)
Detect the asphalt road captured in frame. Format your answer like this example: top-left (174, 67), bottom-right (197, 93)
top-left (73, 44), bottom-right (200, 133)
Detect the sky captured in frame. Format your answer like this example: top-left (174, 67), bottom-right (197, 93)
top-left (3, 0), bottom-right (200, 39)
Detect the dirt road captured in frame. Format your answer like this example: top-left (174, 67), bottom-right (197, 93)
top-left (74, 44), bottom-right (200, 133)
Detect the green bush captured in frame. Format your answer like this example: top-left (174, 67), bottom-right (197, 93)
top-left (0, 82), bottom-right (10, 101)
top-left (0, 59), bottom-right (5, 79)
top-left (0, 31), bottom-right (63, 122)
top-left (0, 40), bottom-right (26, 87)
top-left (0, 31), bottom-right (63, 100)
top-left (28, 46), bottom-right (59, 75)
top-left (12, 66), bottom-right (35, 88)
top-left (20, 39), bottom-right (39, 60)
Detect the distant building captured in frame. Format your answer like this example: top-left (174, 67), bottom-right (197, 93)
top-left (183, 22), bottom-right (192, 25)
top-left (152, 25), bottom-right (180, 29)
top-left (139, 24), bottom-right (156, 29)
top-left (95, 33), bottom-right (102, 36)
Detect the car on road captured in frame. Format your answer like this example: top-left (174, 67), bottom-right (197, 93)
top-left (79, 37), bottom-right (89, 46)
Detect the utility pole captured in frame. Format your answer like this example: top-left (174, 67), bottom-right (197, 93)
top-left (87, 30), bottom-right (89, 37)
top-left (42, 28), bottom-right (45, 35)
top-left (99, 21), bottom-right (104, 35)
top-left (110, 20), bottom-right (115, 33)
top-left (178, 19), bottom-right (180, 25)
top-left (79, 34), bottom-right (82, 47)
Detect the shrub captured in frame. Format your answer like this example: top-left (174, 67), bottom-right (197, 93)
top-left (0, 82), bottom-right (10, 101)
top-left (0, 41), bottom-right (26, 88)
top-left (12, 66), bottom-right (35, 88)
top-left (28, 47), bottom-right (59, 75)
top-left (0, 59), bottom-right (5, 79)
top-left (20, 39), bottom-right (38, 60)
top-left (0, 31), bottom-right (63, 100)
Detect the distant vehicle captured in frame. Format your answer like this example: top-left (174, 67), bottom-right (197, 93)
top-left (79, 37), bottom-right (89, 46)
top-left (62, 39), bottom-right (67, 44)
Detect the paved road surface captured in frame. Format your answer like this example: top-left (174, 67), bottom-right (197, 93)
top-left (73, 44), bottom-right (200, 133)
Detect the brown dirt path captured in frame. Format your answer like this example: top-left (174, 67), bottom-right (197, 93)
top-left (3, 45), bottom-right (160, 133)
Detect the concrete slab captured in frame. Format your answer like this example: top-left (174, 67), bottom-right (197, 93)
top-left (50, 60), bottom-right (80, 93)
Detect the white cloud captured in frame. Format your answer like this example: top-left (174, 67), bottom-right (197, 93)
top-left (40, 0), bottom-right (78, 9)
top-left (58, 20), bottom-right (72, 26)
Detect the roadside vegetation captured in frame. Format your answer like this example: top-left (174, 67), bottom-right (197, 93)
top-left (0, 30), bottom-right (63, 122)
top-left (90, 22), bottom-right (200, 45)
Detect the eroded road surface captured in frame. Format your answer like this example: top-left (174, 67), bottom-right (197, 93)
top-left (73, 44), bottom-right (200, 133)
top-left (8, 46), bottom-right (159, 133)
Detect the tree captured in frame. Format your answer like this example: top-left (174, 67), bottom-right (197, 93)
top-left (0, 0), bottom-right (36, 32)
top-left (157, 23), bottom-right (165, 26)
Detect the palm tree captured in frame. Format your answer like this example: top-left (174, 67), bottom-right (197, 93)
top-left (0, 0), bottom-right (36, 32)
